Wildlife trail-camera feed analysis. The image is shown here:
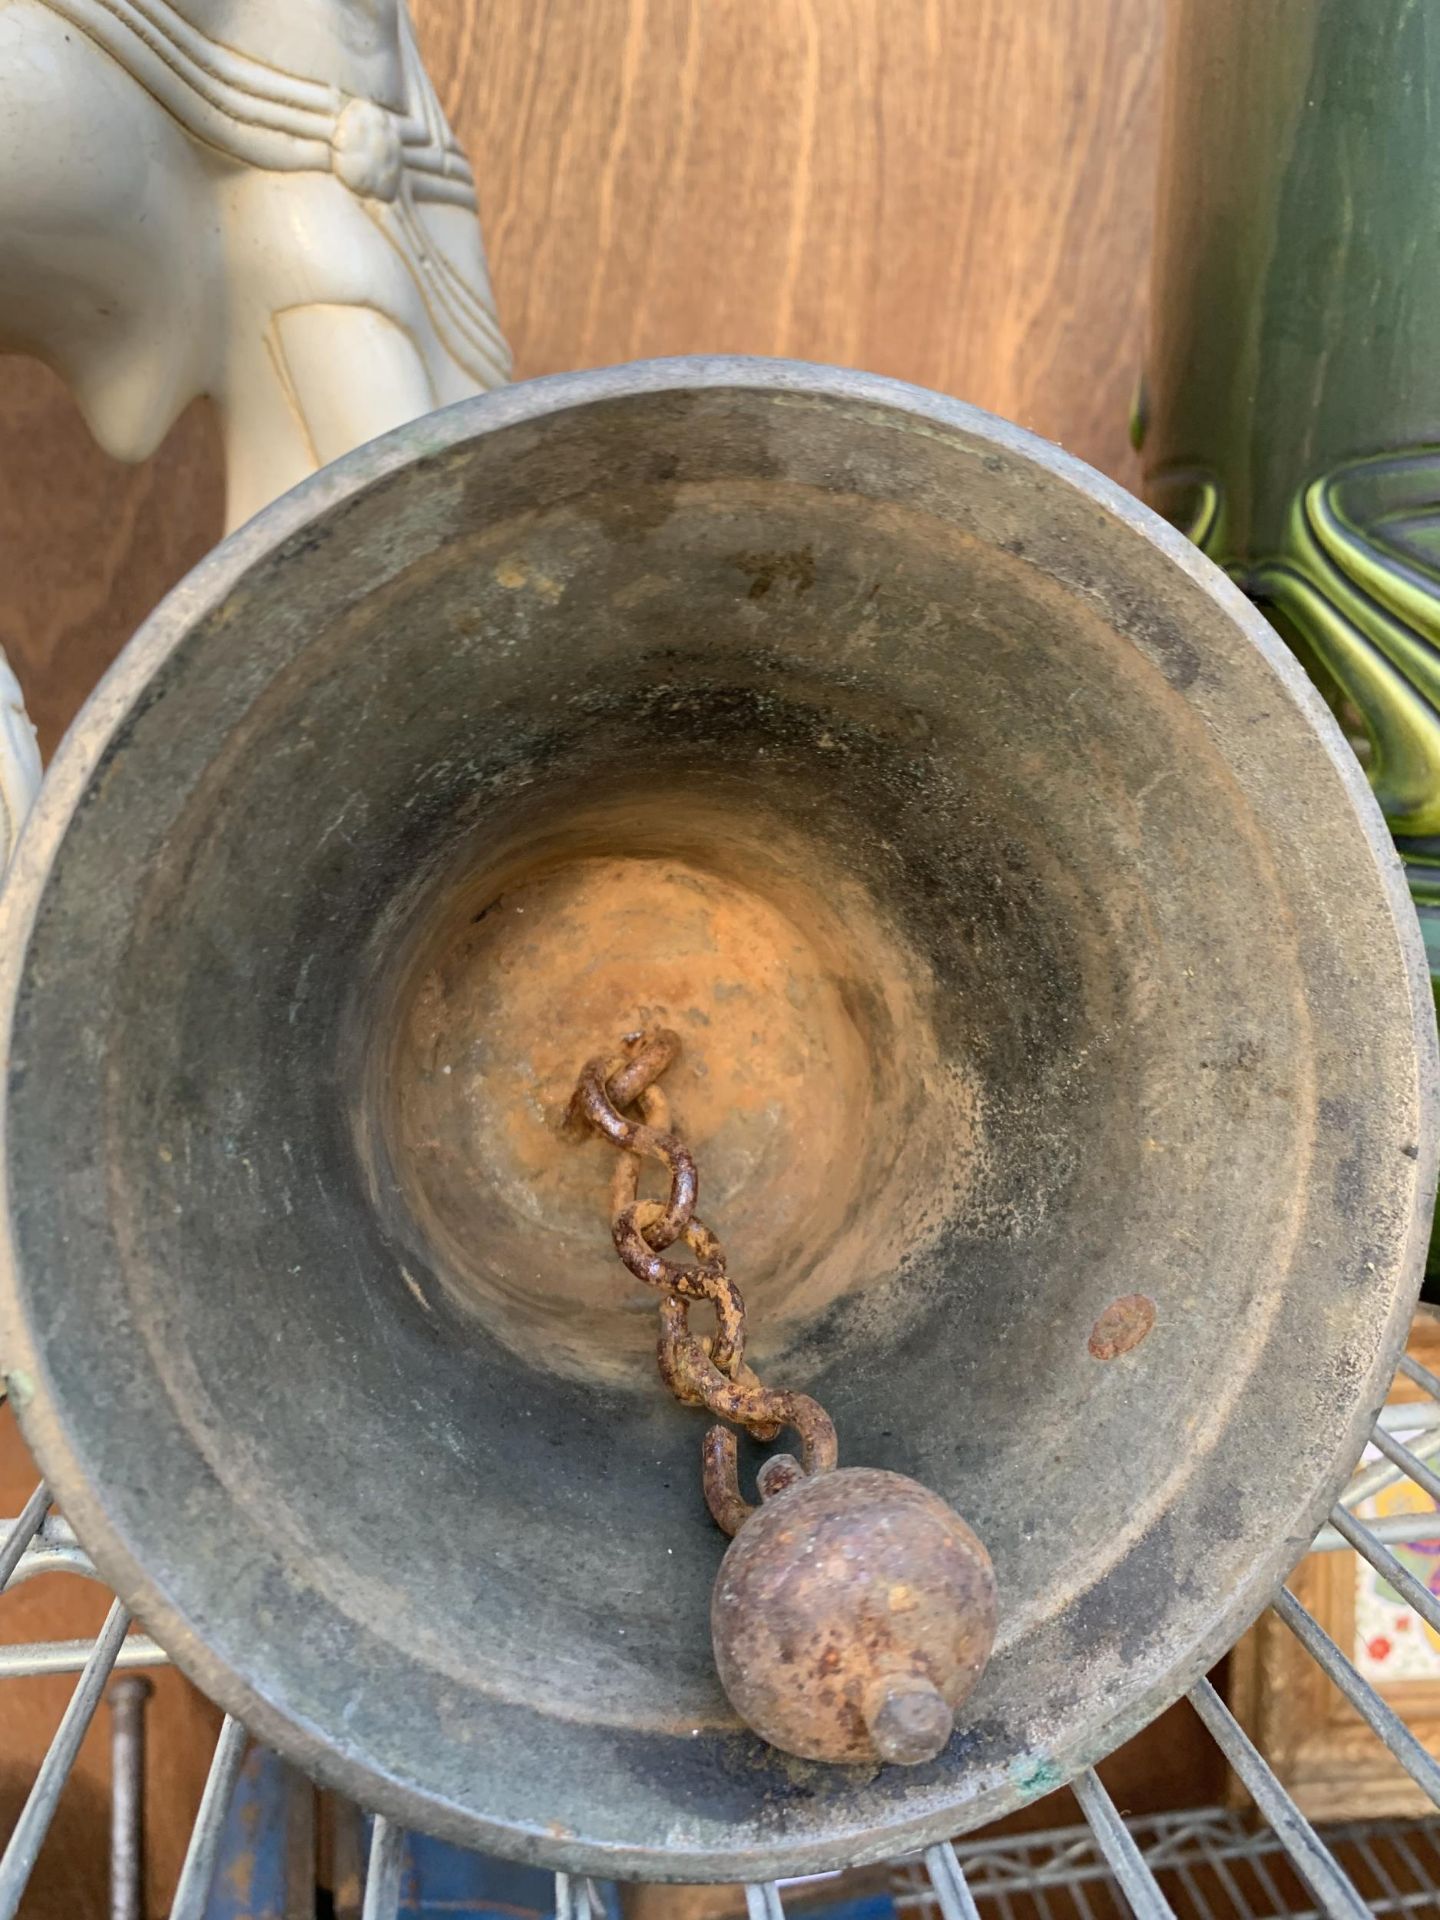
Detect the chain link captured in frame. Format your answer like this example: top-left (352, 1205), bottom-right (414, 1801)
top-left (569, 1027), bottom-right (838, 1534)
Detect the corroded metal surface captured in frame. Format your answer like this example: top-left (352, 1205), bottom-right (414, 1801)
top-left (0, 360), bottom-right (1432, 1879)
top-left (569, 1026), bottom-right (838, 1535)
top-left (392, 831), bottom-right (938, 1386)
top-left (571, 1027), bottom-right (992, 1766)
top-left (712, 1468), bottom-right (996, 1767)
top-left (1087, 1295), bottom-right (1157, 1363)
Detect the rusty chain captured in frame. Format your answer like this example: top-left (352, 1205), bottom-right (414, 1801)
top-left (569, 1027), bottom-right (838, 1534)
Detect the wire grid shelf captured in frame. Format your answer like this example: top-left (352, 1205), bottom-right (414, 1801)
top-left (8, 1350), bottom-right (1440, 1920)
top-left (892, 1809), bottom-right (1440, 1920)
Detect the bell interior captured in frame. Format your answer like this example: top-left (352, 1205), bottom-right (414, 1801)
top-left (2, 365), bottom-right (1430, 1880)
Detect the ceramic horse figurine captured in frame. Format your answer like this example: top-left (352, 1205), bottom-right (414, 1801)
top-left (0, 0), bottom-right (512, 862)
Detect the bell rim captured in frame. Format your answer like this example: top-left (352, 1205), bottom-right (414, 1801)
top-left (0, 354), bottom-right (1433, 1881)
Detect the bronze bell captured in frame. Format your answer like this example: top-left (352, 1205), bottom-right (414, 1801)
top-left (0, 361), bottom-right (1431, 1881)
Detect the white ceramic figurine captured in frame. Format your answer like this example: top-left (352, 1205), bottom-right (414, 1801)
top-left (0, 0), bottom-right (512, 861)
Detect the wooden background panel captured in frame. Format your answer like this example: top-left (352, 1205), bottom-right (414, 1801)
top-left (415, 0), bottom-right (1161, 481)
top-left (0, 1), bottom-right (1177, 1910)
top-left (0, 372), bottom-right (222, 762)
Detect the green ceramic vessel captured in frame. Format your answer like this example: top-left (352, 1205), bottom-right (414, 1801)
top-left (1143, 0), bottom-right (1440, 1273)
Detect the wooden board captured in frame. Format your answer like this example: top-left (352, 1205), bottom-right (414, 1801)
top-left (410, 0), bottom-right (1161, 489)
top-left (0, 2), bottom-right (1168, 1911)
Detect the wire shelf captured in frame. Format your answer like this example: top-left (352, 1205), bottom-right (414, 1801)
top-left (893, 1809), bottom-right (1440, 1920)
top-left (7, 1346), bottom-right (1440, 1920)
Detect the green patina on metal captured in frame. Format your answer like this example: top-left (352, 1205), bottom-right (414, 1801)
top-left (3, 1370), bottom-right (34, 1408)
top-left (1010, 1756), bottom-right (1065, 1802)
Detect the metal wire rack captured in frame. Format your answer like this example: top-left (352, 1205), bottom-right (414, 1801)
top-left (7, 1349), bottom-right (1440, 1920)
top-left (892, 1809), bottom-right (1440, 1920)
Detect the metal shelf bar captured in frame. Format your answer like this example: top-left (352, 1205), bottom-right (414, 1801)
top-left (3, 1538), bottom-right (100, 1586)
top-left (906, 1811), bottom-right (1440, 1917)
top-left (556, 1874), bottom-right (610, 1920)
top-left (1386, 1830), bottom-right (1437, 1908)
top-left (0, 1595), bottom-right (130, 1920)
top-left (1185, 1827), bottom-right (1258, 1919)
top-left (1067, 1877), bottom-right (1100, 1920)
top-left (1187, 1677), bottom-right (1369, 1920)
top-left (169, 1714), bottom-right (249, 1920)
top-left (362, 1816), bottom-right (406, 1920)
top-left (1342, 1427), bottom-right (1440, 1508)
top-left (1398, 1354), bottom-right (1440, 1400)
top-left (1272, 1586), bottom-right (1440, 1806)
top-left (1313, 1511), bottom-right (1440, 1551)
top-left (108, 1674), bottom-right (151, 1920)
top-left (1328, 1506), bottom-right (1440, 1637)
top-left (0, 1634), bottom-right (168, 1678)
top-left (0, 1510), bottom-right (96, 1571)
top-left (0, 1481), bottom-right (48, 1589)
top-left (1170, 1852), bottom-right (1228, 1920)
top-left (1369, 1424), bottom-right (1440, 1507)
top-left (923, 1841), bottom-right (983, 1920)
top-left (1233, 1822), bottom-right (1302, 1918)
top-left (1030, 1880), bottom-right (1061, 1920)
top-left (1351, 1831), bottom-right (1408, 1916)
top-left (745, 1882), bottom-right (787, 1920)
top-left (1374, 1403), bottom-right (1440, 1431)
top-left (1071, 1768), bottom-right (1176, 1918)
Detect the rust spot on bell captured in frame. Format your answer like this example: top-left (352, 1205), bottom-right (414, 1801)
top-left (1088, 1292), bottom-right (1156, 1361)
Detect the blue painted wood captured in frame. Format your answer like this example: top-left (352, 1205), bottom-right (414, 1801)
top-left (201, 1742), bottom-right (292, 1920)
top-left (202, 1749), bottom-right (894, 1920)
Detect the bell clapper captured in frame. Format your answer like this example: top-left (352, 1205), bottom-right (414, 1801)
top-left (569, 1026), bottom-right (999, 1767)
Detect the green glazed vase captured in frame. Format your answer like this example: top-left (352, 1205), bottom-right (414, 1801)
top-left (1141, 0), bottom-right (1440, 1280)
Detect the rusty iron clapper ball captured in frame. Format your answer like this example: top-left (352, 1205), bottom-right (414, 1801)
top-left (0, 362), bottom-right (1433, 1880)
top-left (569, 1025), bottom-right (998, 1765)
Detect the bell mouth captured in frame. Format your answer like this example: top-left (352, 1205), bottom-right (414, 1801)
top-left (374, 792), bottom-right (971, 1386)
top-left (0, 360), bottom-right (1431, 1881)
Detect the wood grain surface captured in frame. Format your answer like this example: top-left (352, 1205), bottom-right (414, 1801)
top-left (413, 0), bottom-right (1160, 480)
top-left (0, 2), bottom-right (1173, 1911)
